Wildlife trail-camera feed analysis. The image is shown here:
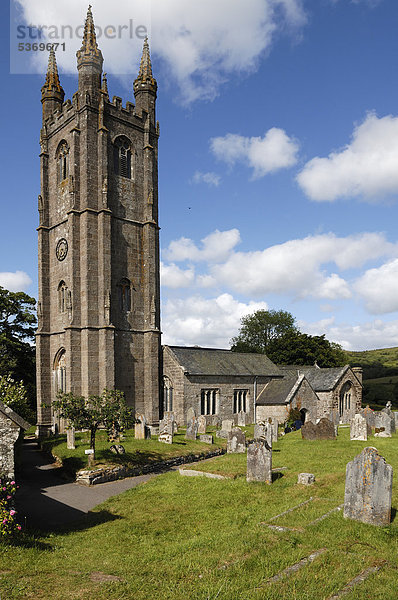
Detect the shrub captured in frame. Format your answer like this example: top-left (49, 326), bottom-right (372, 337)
top-left (0, 476), bottom-right (21, 539)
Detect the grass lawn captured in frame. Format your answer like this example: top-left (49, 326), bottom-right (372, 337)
top-left (39, 428), bottom-right (227, 477)
top-left (2, 428), bottom-right (398, 599)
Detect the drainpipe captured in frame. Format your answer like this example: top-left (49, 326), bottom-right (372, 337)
top-left (254, 376), bottom-right (258, 424)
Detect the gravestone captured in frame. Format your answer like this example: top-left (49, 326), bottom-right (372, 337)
top-left (159, 418), bottom-right (174, 436)
top-left (163, 411), bottom-right (178, 433)
top-left (216, 429), bottom-right (228, 439)
top-left (361, 405), bottom-right (375, 429)
top-left (199, 434), bottom-right (213, 445)
top-left (268, 418), bottom-right (278, 440)
top-left (222, 419), bottom-right (233, 433)
top-left (350, 413), bottom-right (369, 441)
top-left (298, 473), bottom-right (315, 485)
top-left (186, 407), bottom-right (196, 423)
top-left (374, 412), bottom-right (392, 437)
top-left (301, 418), bottom-right (336, 441)
top-left (254, 422), bottom-right (266, 440)
top-left (227, 428), bottom-right (246, 453)
top-left (185, 417), bottom-right (198, 440)
top-left (135, 414), bottom-right (147, 440)
top-left (237, 411), bottom-right (248, 427)
top-left (344, 446), bottom-right (392, 526)
top-left (381, 406), bottom-right (396, 434)
top-left (246, 440), bottom-right (272, 484)
top-left (394, 411), bottom-right (398, 429)
top-left (197, 415), bottom-right (207, 434)
top-left (66, 426), bottom-right (75, 450)
top-left (158, 432), bottom-right (173, 444)
top-left (328, 409), bottom-right (339, 435)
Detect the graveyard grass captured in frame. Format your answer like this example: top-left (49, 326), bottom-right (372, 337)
top-left (2, 429), bottom-right (398, 599)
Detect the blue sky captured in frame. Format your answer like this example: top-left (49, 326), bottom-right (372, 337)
top-left (2, 0), bottom-right (398, 350)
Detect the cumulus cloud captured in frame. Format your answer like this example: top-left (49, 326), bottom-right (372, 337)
top-left (355, 259), bottom-right (398, 314)
top-left (0, 271), bottom-right (32, 292)
top-left (160, 263), bottom-right (195, 288)
top-left (15, 0), bottom-right (306, 103)
top-left (297, 113), bottom-right (398, 202)
top-left (191, 171), bottom-right (221, 187)
top-left (162, 293), bottom-right (268, 347)
top-left (210, 128), bottom-right (299, 178)
top-left (165, 229), bottom-right (241, 263)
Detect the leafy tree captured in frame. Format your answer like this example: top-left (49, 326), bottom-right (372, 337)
top-left (0, 375), bottom-right (33, 423)
top-left (52, 389), bottom-right (135, 458)
top-left (231, 310), bottom-right (298, 354)
top-left (0, 286), bottom-right (36, 414)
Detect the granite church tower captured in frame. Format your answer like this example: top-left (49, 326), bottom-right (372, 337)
top-left (36, 7), bottom-right (161, 434)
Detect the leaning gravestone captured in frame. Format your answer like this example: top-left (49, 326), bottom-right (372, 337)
top-left (185, 417), bottom-right (199, 440)
top-left (350, 413), bottom-right (369, 441)
top-left (301, 418), bottom-right (336, 441)
top-left (197, 415), bottom-right (207, 434)
top-left (374, 411), bottom-right (392, 438)
top-left (227, 428), bottom-right (246, 453)
top-left (66, 426), bottom-right (75, 450)
top-left (237, 411), bottom-right (248, 427)
top-left (246, 440), bottom-right (272, 483)
top-left (344, 446), bottom-right (392, 526)
top-left (199, 434), bottom-right (213, 445)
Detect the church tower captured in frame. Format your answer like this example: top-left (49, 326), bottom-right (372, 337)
top-left (36, 7), bottom-right (161, 434)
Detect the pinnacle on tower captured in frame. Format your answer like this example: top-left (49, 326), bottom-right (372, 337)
top-left (42, 48), bottom-right (64, 95)
top-left (134, 37), bottom-right (157, 96)
top-left (102, 72), bottom-right (109, 97)
top-left (76, 6), bottom-right (103, 96)
top-left (78, 5), bottom-right (101, 58)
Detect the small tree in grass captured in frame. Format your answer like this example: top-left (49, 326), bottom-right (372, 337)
top-left (51, 389), bottom-right (135, 459)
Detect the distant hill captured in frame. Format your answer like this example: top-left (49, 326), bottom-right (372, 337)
top-left (344, 347), bottom-right (398, 409)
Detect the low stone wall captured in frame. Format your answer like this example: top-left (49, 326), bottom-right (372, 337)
top-left (76, 448), bottom-right (226, 486)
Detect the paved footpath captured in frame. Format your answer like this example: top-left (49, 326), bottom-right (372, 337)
top-left (15, 440), bottom-right (157, 532)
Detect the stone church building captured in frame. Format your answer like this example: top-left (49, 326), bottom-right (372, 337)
top-left (36, 7), bottom-right (161, 434)
top-left (36, 8), bottom-right (362, 432)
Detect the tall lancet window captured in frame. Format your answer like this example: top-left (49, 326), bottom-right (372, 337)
top-left (57, 141), bottom-right (69, 182)
top-left (117, 278), bottom-right (131, 312)
top-left (114, 136), bottom-right (132, 178)
top-left (54, 349), bottom-right (67, 393)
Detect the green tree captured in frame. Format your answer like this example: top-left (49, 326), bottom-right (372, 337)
top-left (267, 332), bottom-right (346, 367)
top-left (230, 309), bottom-right (299, 354)
top-left (0, 286), bottom-right (36, 414)
top-left (52, 389), bottom-right (135, 458)
top-left (0, 375), bottom-right (33, 423)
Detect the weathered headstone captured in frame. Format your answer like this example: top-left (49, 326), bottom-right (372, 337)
top-left (301, 418), bottom-right (336, 441)
top-left (222, 419), bottom-right (233, 433)
top-left (199, 434), bottom-right (213, 445)
top-left (361, 405), bottom-right (375, 429)
top-left (135, 414), bottom-right (147, 440)
top-left (158, 432), bottom-right (173, 444)
top-left (254, 422), bottom-right (266, 440)
top-left (186, 407), bottom-right (196, 423)
top-left (344, 447), bottom-right (392, 526)
top-left (227, 428), bottom-right (246, 453)
top-left (185, 417), bottom-right (198, 440)
top-left (381, 406), bottom-right (396, 434)
top-left (298, 473), bottom-right (315, 485)
top-left (66, 426), bottom-right (75, 450)
top-left (350, 413), bottom-right (369, 441)
top-left (246, 440), bottom-right (272, 483)
top-left (197, 415), bottom-right (207, 434)
top-left (163, 411), bottom-right (178, 433)
top-left (394, 411), bottom-right (398, 429)
top-left (216, 429), bottom-right (228, 439)
top-left (237, 411), bottom-right (248, 427)
top-left (268, 417), bottom-right (278, 440)
top-left (374, 411), bottom-right (392, 437)
top-left (159, 418), bottom-right (174, 436)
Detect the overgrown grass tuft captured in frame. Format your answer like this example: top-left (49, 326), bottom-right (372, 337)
top-left (2, 428), bottom-right (398, 599)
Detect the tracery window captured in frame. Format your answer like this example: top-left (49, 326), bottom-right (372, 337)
top-left (57, 141), bottom-right (69, 182)
top-left (58, 281), bottom-right (68, 313)
top-left (113, 136), bottom-right (132, 178)
top-left (54, 349), bottom-right (66, 393)
top-left (117, 278), bottom-right (131, 312)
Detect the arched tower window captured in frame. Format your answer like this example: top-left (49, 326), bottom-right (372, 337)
top-left (163, 376), bottom-right (173, 413)
top-left (58, 281), bottom-right (68, 313)
top-left (113, 136), bottom-right (132, 178)
top-left (54, 349), bottom-right (67, 393)
top-left (117, 278), bottom-right (131, 312)
top-left (57, 141), bottom-right (69, 182)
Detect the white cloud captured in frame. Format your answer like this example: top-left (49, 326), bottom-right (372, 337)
top-left (0, 271), bottom-right (32, 292)
top-left (165, 229), bottom-right (241, 263)
top-left (191, 171), bottom-right (221, 187)
top-left (15, 0), bottom-right (306, 103)
top-left (355, 259), bottom-right (398, 314)
top-left (162, 293), bottom-right (268, 347)
top-left (160, 262), bottom-right (195, 288)
top-left (210, 128), bottom-right (299, 178)
top-left (297, 113), bottom-right (398, 202)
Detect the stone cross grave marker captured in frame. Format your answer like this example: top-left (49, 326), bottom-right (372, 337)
top-left (227, 427), bottom-right (246, 453)
top-left (185, 417), bottom-right (199, 441)
top-left (344, 446), bottom-right (392, 526)
top-left (246, 440), bottom-right (272, 484)
top-left (197, 415), bottom-right (207, 435)
top-left (350, 413), bottom-right (369, 441)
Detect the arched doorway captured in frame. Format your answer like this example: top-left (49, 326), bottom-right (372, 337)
top-left (339, 382), bottom-right (352, 421)
top-left (300, 408), bottom-right (307, 423)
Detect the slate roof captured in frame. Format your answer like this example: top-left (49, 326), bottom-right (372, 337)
top-left (256, 371), bottom-right (303, 405)
top-left (277, 365), bottom-right (350, 392)
top-left (0, 400), bottom-right (31, 430)
top-left (165, 346), bottom-right (282, 378)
